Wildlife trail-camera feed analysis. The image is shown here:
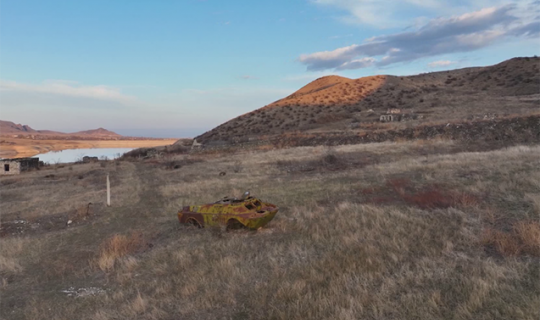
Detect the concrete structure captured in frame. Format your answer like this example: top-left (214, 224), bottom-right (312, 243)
top-left (380, 115), bottom-right (396, 122)
top-left (82, 156), bottom-right (99, 163)
top-left (191, 139), bottom-right (203, 149)
top-left (0, 157), bottom-right (40, 175)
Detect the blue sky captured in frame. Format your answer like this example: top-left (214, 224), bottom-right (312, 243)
top-left (1, 0), bottom-right (538, 137)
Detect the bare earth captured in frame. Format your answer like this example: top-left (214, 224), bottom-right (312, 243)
top-left (0, 138), bottom-right (178, 159)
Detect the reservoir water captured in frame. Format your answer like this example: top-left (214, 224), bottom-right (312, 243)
top-left (37, 148), bottom-right (134, 164)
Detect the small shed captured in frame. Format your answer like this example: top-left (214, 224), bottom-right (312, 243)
top-left (0, 157), bottom-right (40, 175)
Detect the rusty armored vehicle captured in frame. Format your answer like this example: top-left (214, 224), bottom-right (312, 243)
top-left (178, 192), bottom-right (278, 230)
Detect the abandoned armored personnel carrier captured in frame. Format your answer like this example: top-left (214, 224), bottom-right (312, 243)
top-left (178, 192), bottom-right (278, 230)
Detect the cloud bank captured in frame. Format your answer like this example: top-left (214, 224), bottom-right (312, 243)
top-left (427, 60), bottom-right (457, 68)
top-left (0, 80), bottom-right (138, 105)
top-left (299, 4), bottom-right (540, 71)
top-left (312, 0), bottom-right (443, 27)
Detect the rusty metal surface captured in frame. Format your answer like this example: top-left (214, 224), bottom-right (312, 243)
top-left (177, 196), bottom-right (278, 229)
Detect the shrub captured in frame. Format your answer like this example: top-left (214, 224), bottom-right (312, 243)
top-left (95, 231), bottom-right (146, 272)
top-left (481, 221), bottom-right (540, 257)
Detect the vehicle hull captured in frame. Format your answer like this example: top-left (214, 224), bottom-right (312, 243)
top-left (177, 197), bottom-right (278, 229)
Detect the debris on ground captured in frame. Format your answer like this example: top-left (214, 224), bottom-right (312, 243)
top-left (60, 287), bottom-right (106, 298)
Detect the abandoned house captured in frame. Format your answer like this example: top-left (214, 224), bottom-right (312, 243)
top-left (82, 156), bottom-right (99, 162)
top-left (0, 157), bottom-right (40, 175)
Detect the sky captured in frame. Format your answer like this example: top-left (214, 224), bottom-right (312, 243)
top-left (0, 0), bottom-right (538, 138)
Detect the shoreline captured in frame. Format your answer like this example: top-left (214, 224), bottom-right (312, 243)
top-left (0, 138), bottom-right (179, 159)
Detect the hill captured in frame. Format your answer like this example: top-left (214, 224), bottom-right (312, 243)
top-left (195, 57), bottom-right (540, 146)
top-left (0, 120), bottom-right (121, 137)
top-left (72, 128), bottom-right (121, 137)
top-left (0, 120), bottom-right (40, 135)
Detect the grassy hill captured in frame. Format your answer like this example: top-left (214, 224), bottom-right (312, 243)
top-left (196, 57), bottom-right (540, 145)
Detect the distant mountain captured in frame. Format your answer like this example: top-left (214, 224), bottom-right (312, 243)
top-left (0, 120), bottom-right (121, 137)
top-left (195, 56), bottom-right (540, 145)
top-left (72, 128), bottom-right (121, 136)
top-left (0, 120), bottom-right (40, 135)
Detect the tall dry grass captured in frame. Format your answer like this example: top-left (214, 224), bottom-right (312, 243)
top-left (1, 140), bottom-right (539, 320)
top-left (94, 231), bottom-right (145, 272)
top-left (0, 237), bottom-right (31, 274)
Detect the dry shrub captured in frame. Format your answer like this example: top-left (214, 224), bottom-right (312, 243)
top-left (0, 254), bottom-right (23, 274)
top-left (481, 221), bottom-right (540, 257)
top-left (387, 182), bottom-right (480, 209)
top-left (131, 291), bottom-right (147, 314)
top-left (525, 193), bottom-right (540, 214)
top-left (514, 221), bottom-right (540, 256)
top-left (69, 203), bottom-right (93, 222)
top-left (453, 192), bottom-right (480, 208)
top-left (95, 231), bottom-right (145, 272)
top-left (231, 160), bottom-right (243, 173)
top-left (481, 228), bottom-right (521, 256)
top-left (402, 188), bottom-right (455, 209)
top-left (0, 237), bottom-right (30, 274)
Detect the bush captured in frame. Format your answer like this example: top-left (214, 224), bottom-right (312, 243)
top-left (95, 231), bottom-right (145, 272)
top-left (481, 221), bottom-right (540, 257)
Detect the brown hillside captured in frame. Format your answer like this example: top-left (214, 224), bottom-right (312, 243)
top-left (0, 120), bottom-right (40, 135)
top-left (196, 57), bottom-right (540, 144)
top-left (0, 120), bottom-right (121, 137)
top-left (72, 128), bottom-right (121, 136)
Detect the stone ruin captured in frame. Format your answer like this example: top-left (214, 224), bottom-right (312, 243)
top-left (0, 157), bottom-right (40, 175)
top-left (191, 139), bottom-right (203, 149)
top-left (380, 114), bottom-right (401, 122)
top-left (82, 156), bottom-right (99, 163)
top-left (379, 108), bottom-right (424, 123)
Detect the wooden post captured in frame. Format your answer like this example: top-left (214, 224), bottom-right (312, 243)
top-left (106, 174), bottom-right (111, 207)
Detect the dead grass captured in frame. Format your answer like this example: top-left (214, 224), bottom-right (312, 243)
top-left (482, 221), bottom-right (540, 257)
top-left (95, 231), bottom-right (146, 272)
top-left (1, 140), bottom-right (539, 319)
top-left (0, 237), bottom-right (28, 274)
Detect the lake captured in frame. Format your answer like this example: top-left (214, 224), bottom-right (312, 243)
top-left (37, 148), bottom-right (134, 164)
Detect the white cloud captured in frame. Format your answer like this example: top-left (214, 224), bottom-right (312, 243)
top-left (311, 0), bottom-right (534, 28)
top-left (336, 57), bottom-right (375, 70)
top-left (427, 60), bottom-right (456, 68)
top-left (312, 0), bottom-right (444, 27)
top-left (298, 4), bottom-right (540, 71)
top-left (0, 80), bottom-right (138, 105)
top-left (0, 79), bottom-right (293, 137)
top-left (329, 34), bottom-right (353, 39)
top-left (283, 70), bottom-right (347, 82)
top-left (239, 75), bottom-right (259, 80)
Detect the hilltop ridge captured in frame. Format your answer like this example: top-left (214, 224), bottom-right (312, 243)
top-left (196, 57), bottom-right (540, 146)
top-left (0, 120), bottom-right (121, 137)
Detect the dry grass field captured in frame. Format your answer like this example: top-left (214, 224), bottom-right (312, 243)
top-left (1, 139), bottom-right (539, 319)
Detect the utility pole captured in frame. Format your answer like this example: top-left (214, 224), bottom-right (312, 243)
top-left (106, 174), bottom-right (111, 207)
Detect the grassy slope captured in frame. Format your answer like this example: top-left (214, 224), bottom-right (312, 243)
top-left (197, 57), bottom-right (540, 143)
top-left (1, 140), bottom-right (539, 319)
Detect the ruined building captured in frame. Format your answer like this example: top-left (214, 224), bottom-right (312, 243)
top-left (0, 157), bottom-right (40, 175)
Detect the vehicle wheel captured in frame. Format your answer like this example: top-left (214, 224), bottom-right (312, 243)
top-left (226, 219), bottom-right (244, 231)
top-left (186, 218), bottom-right (202, 228)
